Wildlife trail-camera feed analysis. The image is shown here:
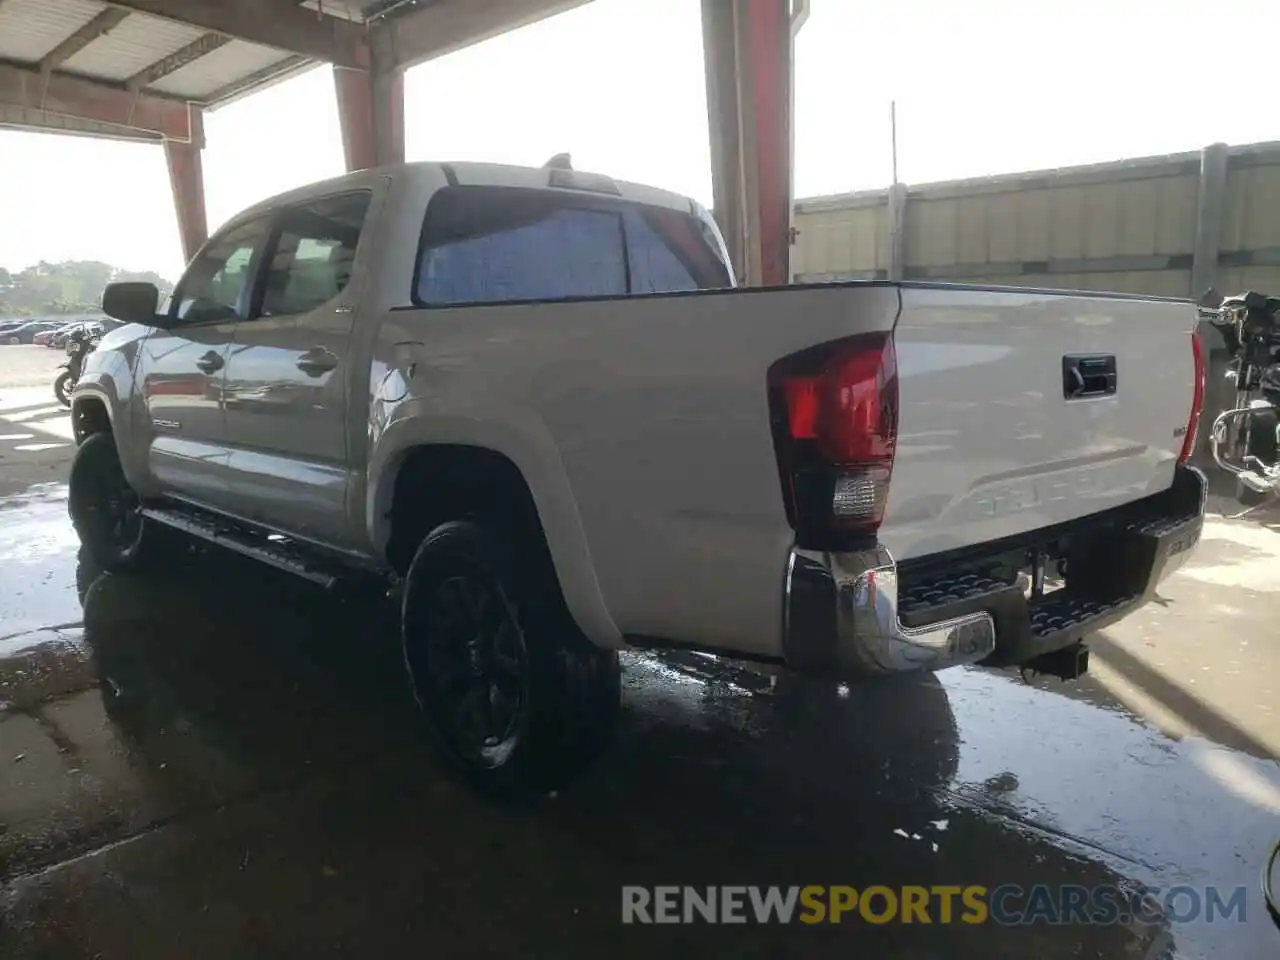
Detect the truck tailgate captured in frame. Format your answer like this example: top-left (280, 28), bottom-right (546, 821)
top-left (882, 285), bottom-right (1197, 562)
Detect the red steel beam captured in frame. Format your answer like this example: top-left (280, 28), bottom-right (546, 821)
top-left (0, 59), bottom-right (194, 141)
top-left (700, 0), bottom-right (793, 286)
top-left (102, 0), bottom-right (368, 70)
top-left (333, 65), bottom-right (404, 171)
top-left (741, 0), bottom-right (791, 287)
top-left (165, 109), bottom-right (208, 264)
top-left (333, 29), bottom-right (403, 173)
top-left (383, 0), bottom-right (592, 70)
top-left (126, 32), bottom-right (231, 92)
top-left (38, 8), bottom-right (132, 73)
top-left (333, 66), bottom-right (377, 173)
top-left (700, 0), bottom-right (744, 280)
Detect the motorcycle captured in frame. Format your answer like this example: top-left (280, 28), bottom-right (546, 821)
top-left (54, 326), bottom-right (100, 407)
top-left (1197, 288), bottom-right (1280, 504)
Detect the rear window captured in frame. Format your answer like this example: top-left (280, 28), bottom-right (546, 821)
top-left (414, 185), bottom-right (730, 306)
top-left (623, 206), bottom-right (731, 294)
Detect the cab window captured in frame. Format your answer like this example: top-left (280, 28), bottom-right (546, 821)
top-left (414, 185), bottom-right (731, 306)
top-left (416, 187), bottom-right (626, 306)
top-left (259, 192), bottom-right (372, 317)
top-left (171, 216), bottom-right (270, 324)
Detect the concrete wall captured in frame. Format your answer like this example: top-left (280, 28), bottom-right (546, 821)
top-left (792, 140), bottom-right (1280, 300)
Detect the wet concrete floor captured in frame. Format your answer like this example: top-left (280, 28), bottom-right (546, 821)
top-left (1, 483), bottom-right (1278, 959)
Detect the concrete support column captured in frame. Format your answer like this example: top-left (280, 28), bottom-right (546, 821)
top-left (701, 0), bottom-right (793, 287)
top-left (164, 107), bottom-right (207, 265)
top-left (1188, 143), bottom-right (1233, 474)
top-left (702, 0), bottom-right (743, 280)
top-left (333, 29), bottom-right (404, 172)
top-left (1191, 141), bottom-right (1229, 298)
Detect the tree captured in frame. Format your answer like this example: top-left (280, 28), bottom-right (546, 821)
top-left (0, 259), bottom-right (174, 316)
top-left (113, 268), bottom-right (175, 298)
top-left (64, 261), bottom-right (114, 304)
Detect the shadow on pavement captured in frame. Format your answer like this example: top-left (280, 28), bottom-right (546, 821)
top-left (0, 546), bottom-right (1181, 958)
top-left (1088, 630), bottom-right (1276, 762)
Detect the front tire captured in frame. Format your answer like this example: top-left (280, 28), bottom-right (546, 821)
top-left (54, 371), bottom-right (73, 407)
top-left (69, 432), bottom-right (172, 573)
top-left (401, 520), bottom-right (620, 801)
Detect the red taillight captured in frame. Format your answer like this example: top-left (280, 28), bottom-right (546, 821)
top-left (783, 377), bottom-right (820, 440)
top-left (1178, 329), bottom-right (1205, 464)
top-left (768, 333), bottom-right (899, 541)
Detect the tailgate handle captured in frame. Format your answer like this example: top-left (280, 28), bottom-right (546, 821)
top-left (1062, 354), bottom-right (1117, 400)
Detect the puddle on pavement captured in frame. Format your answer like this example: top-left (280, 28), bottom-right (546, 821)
top-left (1, 484), bottom-right (1277, 959)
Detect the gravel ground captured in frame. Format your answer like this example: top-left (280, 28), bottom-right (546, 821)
top-left (0, 344), bottom-right (67, 389)
top-left (0, 346), bottom-right (75, 496)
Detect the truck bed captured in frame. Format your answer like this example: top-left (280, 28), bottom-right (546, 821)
top-left (377, 280), bottom-right (1199, 662)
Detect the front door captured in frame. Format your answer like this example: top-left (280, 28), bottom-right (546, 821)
top-left (221, 191), bottom-right (373, 545)
top-left (138, 215), bottom-right (271, 510)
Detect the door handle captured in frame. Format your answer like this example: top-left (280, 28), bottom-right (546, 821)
top-left (296, 347), bottom-right (339, 377)
top-left (195, 351), bottom-right (224, 375)
top-left (1062, 354), bottom-right (1117, 400)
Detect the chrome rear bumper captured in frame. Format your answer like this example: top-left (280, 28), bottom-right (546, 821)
top-left (784, 546), bottom-right (996, 678)
top-left (782, 466), bottom-right (1207, 681)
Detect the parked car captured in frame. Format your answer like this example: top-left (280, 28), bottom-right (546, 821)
top-left (3, 319), bottom-right (64, 344)
top-left (34, 323), bottom-right (77, 347)
top-left (68, 159), bottom-right (1208, 799)
top-left (49, 321), bottom-right (104, 349)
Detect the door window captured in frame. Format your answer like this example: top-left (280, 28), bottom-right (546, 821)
top-left (259, 192), bottom-right (372, 317)
top-left (416, 187), bottom-right (628, 305)
top-left (171, 217), bottom-right (270, 324)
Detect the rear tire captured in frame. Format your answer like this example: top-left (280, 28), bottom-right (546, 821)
top-left (69, 432), bottom-right (174, 573)
top-left (401, 520), bottom-right (620, 801)
top-left (54, 371), bottom-right (73, 407)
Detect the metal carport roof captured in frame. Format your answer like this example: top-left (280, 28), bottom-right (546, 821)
top-left (0, 0), bottom-right (587, 142)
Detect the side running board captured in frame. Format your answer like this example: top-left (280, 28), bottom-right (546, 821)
top-left (141, 505), bottom-right (341, 590)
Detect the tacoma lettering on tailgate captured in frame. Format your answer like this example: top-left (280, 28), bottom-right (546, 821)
top-left (972, 462), bottom-right (1137, 520)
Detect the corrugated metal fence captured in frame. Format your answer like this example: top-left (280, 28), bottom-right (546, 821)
top-left (792, 141), bottom-right (1280, 489)
top-left (792, 140), bottom-right (1280, 301)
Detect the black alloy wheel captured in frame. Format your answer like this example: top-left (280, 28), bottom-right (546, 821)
top-left (68, 432), bottom-right (172, 572)
top-left (401, 520), bottom-right (621, 800)
top-left (413, 566), bottom-right (529, 768)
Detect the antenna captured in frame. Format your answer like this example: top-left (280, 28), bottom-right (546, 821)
top-left (890, 100), bottom-right (899, 185)
top-left (543, 152), bottom-right (572, 171)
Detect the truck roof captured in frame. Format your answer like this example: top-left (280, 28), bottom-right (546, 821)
top-left (235, 160), bottom-right (701, 224)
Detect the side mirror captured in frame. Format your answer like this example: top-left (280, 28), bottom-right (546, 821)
top-left (102, 281), bottom-right (164, 327)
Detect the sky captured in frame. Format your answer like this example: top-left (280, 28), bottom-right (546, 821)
top-left (1, 0), bottom-right (1278, 281)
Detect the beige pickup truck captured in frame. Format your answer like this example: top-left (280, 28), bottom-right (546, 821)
top-left (70, 159), bottom-right (1207, 799)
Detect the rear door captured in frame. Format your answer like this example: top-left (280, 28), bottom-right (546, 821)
top-left (137, 215), bottom-right (271, 509)
top-left (220, 190), bottom-right (374, 545)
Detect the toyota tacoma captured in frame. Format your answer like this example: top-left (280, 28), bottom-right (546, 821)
top-left (69, 159), bottom-right (1207, 798)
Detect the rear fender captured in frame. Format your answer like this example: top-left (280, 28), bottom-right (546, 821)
top-left (367, 399), bottom-right (623, 649)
